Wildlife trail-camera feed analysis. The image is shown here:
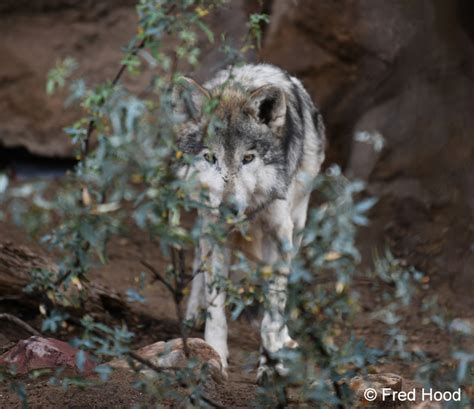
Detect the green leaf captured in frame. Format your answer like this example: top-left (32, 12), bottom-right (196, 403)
top-left (196, 20), bottom-right (214, 43)
top-left (76, 350), bottom-right (86, 373)
top-left (355, 197), bottom-right (378, 213)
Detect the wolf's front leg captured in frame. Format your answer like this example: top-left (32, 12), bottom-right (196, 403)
top-left (185, 247), bottom-right (206, 326)
top-left (258, 217), bottom-right (296, 382)
top-left (204, 244), bottom-right (230, 375)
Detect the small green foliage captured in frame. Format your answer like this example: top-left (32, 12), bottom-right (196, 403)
top-left (121, 54), bottom-right (142, 76)
top-left (46, 57), bottom-right (78, 95)
top-left (248, 13), bottom-right (270, 50)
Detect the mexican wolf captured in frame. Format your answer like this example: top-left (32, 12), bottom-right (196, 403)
top-left (176, 64), bottom-right (325, 379)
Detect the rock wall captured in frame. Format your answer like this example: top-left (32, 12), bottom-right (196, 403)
top-left (0, 0), bottom-right (248, 157)
top-left (262, 0), bottom-right (474, 302)
top-left (0, 2), bottom-right (138, 156)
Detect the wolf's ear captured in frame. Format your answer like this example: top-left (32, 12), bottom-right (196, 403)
top-left (172, 77), bottom-right (211, 121)
top-left (247, 85), bottom-right (287, 135)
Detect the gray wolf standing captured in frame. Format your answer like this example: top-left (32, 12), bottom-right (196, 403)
top-left (176, 64), bottom-right (325, 380)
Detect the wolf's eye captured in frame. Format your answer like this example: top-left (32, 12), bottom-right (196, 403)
top-left (203, 152), bottom-right (217, 164)
top-left (242, 153), bottom-right (256, 165)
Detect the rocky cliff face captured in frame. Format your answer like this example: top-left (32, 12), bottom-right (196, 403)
top-left (262, 0), bottom-right (474, 302)
top-left (0, 0), bottom-right (248, 157)
top-left (0, 2), bottom-right (138, 157)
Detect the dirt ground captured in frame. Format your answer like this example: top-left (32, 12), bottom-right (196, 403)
top-left (0, 218), bottom-right (259, 408)
top-left (0, 201), bottom-right (472, 408)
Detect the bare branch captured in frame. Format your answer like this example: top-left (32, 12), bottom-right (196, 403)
top-left (126, 350), bottom-right (180, 373)
top-left (0, 313), bottom-right (41, 337)
top-left (140, 259), bottom-right (175, 294)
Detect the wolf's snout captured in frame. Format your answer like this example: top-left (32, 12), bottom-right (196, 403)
top-left (219, 203), bottom-right (240, 217)
top-left (218, 194), bottom-right (243, 217)
top-left (227, 205), bottom-right (240, 217)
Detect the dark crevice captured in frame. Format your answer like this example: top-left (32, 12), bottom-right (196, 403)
top-left (458, 0), bottom-right (474, 43)
top-left (0, 144), bottom-right (76, 180)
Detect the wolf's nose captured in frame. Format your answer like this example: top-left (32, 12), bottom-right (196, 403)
top-left (219, 203), bottom-right (240, 217)
top-left (228, 205), bottom-right (240, 217)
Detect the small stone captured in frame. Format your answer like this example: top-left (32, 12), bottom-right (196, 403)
top-left (0, 336), bottom-right (95, 375)
top-left (350, 373), bottom-right (403, 408)
top-left (109, 337), bottom-right (225, 383)
top-left (449, 318), bottom-right (474, 335)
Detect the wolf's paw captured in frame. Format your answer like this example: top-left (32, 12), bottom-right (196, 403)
top-left (283, 337), bottom-right (299, 349)
top-left (256, 338), bottom-right (298, 385)
top-left (256, 362), bottom-right (289, 385)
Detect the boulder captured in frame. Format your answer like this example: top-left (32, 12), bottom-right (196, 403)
top-left (0, 336), bottom-right (95, 375)
top-left (350, 373), bottom-right (405, 408)
top-left (0, 1), bottom-right (251, 159)
top-left (262, 0), bottom-right (474, 307)
top-left (109, 337), bottom-right (226, 383)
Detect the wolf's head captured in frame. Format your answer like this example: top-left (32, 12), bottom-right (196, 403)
top-left (175, 78), bottom-right (289, 216)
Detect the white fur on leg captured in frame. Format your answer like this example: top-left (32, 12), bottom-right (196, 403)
top-left (185, 251), bottom-right (206, 323)
top-left (205, 291), bottom-right (229, 369)
top-left (258, 274), bottom-right (295, 378)
top-left (204, 246), bottom-right (230, 373)
top-left (261, 275), bottom-right (291, 350)
top-left (257, 218), bottom-right (297, 382)
top-left (291, 193), bottom-right (311, 251)
top-left (185, 272), bottom-right (205, 323)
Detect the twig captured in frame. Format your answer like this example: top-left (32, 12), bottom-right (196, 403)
top-left (140, 259), bottom-right (175, 294)
top-left (54, 242), bottom-right (90, 288)
top-left (140, 254), bottom-right (190, 356)
top-left (127, 350), bottom-right (180, 373)
top-left (112, 39), bottom-right (146, 87)
top-left (171, 247), bottom-right (190, 357)
top-left (182, 246), bottom-right (212, 288)
top-left (83, 37), bottom-right (147, 159)
top-left (0, 313), bottom-right (41, 337)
